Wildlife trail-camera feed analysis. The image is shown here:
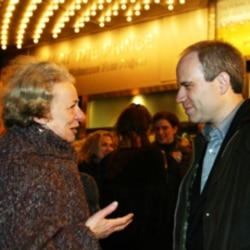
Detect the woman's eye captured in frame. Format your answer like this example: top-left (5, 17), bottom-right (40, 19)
top-left (69, 103), bottom-right (77, 109)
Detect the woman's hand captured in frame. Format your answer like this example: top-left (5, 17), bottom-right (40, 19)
top-left (85, 201), bottom-right (134, 239)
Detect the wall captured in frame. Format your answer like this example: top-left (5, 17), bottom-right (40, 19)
top-left (86, 90), bottom-right (187, 129)
top-left (216, 0), bottom-right (250, 56)
top-left (32, 8), bottom-right (208, 97)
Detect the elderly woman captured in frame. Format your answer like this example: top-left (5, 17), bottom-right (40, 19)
top-left (0, 59), bottom-right (133, 249)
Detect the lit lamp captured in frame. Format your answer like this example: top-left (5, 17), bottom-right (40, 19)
top-left (0, 0), bottom-right (187, 50)
top-left (166, 0), bottom-right (186, 11)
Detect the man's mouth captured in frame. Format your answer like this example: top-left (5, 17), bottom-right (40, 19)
top-left (184, 105), bottom-right (194, 115)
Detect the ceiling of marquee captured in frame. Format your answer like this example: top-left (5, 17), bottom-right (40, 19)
top-left (0, 0), bottom-right (210, 52)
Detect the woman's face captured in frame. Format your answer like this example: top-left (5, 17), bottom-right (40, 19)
top-left (45, 82), bottom-right (85, 142)
top-left (153, 119), bottom-right (177, 145)
top-left (96, 135), bottom-right (114, 160)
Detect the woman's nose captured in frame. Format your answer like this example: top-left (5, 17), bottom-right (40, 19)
top-left (107, 145), bottom-right (113, 152)
top-left (76, 106), bottom-right (85, 122)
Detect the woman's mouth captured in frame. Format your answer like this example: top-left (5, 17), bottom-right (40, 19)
top-left (71, 126), bottom-right (78, 134)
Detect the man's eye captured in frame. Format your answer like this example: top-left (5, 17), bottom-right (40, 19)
top-left (183, 83), bottom-right (193, 89)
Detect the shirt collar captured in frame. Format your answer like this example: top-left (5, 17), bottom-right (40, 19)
top-left (202, 101), bottom-right (243, 141)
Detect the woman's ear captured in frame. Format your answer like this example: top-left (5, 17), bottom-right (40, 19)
top-left (173, 125), bottom-right (178, 135)
top-left (33, 116), bottom-right (48, 125)
top-left (217, 72), bottom-right (230, 94)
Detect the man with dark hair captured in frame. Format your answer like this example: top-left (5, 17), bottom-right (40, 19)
top-left (174, 40), bottom-right (250, 250)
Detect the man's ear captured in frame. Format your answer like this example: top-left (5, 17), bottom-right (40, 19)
top-left (33, 116), bottom-right (48, 125)
top-left (216, 72), bottom-right (230, 94)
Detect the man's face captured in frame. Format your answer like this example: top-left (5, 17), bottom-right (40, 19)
top-left (153, 119), bottom-right (177, 145)
top-left (176, 52), bottom-right (221, 124)
top-left (45, 82), bottom-right (85, 142)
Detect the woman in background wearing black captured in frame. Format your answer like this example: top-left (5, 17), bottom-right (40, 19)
top-left (99, 103), bottom-right (172, 250)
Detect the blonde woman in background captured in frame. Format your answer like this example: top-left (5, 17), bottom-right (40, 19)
top-left (78, 130), bottom-right (115, 186)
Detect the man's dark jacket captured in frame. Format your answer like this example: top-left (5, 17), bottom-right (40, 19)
top-left (174, 99), bottom-right (250, 250)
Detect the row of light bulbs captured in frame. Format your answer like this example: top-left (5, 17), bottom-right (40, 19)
top-left (0, 0), bottom-right (186, 50)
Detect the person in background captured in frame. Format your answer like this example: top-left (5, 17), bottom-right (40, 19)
top-left (73, 130), bottom-right (114, 215)
top-left (151, 110), bottom-right (184, 248)
top-left (99, 103), bottom-right (171, 250)
top-left (78, 130), bottom-right (115, 186)
top-left (152, 110), bottom-right (192, 178)
top-left (79, 171), bottom-right (101, 215)
top-left (174, 40), bottom-right (250, 250)
top-left (73, 139), bottom-right (101, 215)
top-left (0, 59), bottom-right (133, 249)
